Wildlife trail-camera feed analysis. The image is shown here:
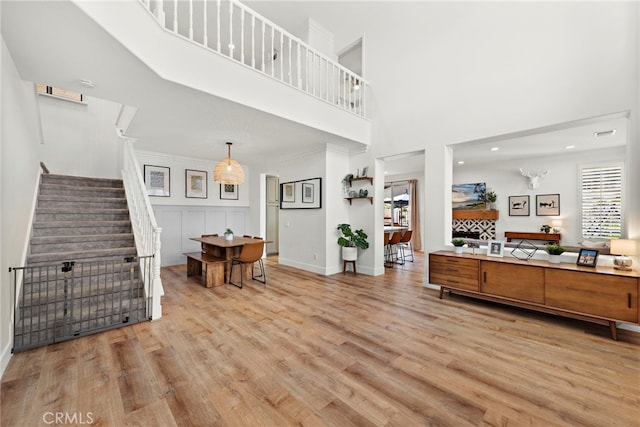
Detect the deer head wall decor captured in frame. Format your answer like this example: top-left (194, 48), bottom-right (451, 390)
top-left (520, 168), bottom-right (549, 189)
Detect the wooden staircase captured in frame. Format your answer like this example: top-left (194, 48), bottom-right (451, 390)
top-left (13, 174), bottom-right (149, 351)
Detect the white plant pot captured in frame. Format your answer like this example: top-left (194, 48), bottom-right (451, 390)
top-left (454, 246), bottom-right (464, 254)
top-left (342, 246), bottom-right (358, 261)
top-left (225, 233), bottom-right (233, 241)
top-left (548, 254), bottom-right (561, 264)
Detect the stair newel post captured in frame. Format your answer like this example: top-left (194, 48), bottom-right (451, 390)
top-left (151, 228), bottom-right (163, 320)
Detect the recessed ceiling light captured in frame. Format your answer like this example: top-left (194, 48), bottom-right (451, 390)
top-left (594, 129), bottom-right (616, 137)
top-left (490, 147), bottom-right (499, 151)
top-left (384, 171), bottom-right (388, 174)
top-left (79, 79), bottom-right (95, 88)
top-left (457, 161), bottom-right (465, 165)
top-left (565, 145), bottom-right (575, 149)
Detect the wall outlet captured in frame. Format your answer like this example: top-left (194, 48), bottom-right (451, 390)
top-left (313, 253), bottom-right (318, 260)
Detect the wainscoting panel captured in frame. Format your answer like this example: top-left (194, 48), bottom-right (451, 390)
top-left (205, 211), bottom-right (227, 234)
top-left (153, 205), bottom-right (250, 266)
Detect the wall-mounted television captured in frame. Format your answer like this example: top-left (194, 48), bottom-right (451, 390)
top-left (452, 182), bottom-right (486, 210)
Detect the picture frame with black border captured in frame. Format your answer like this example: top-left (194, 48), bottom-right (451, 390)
top-left (281, 182), bottom-right (295, 203)
top-left (185, 169), bottom-right (207, 199)
top-left (536, 193), bottom-right (560, 216)
top-left (144, 164), bottom-right (170, 197)
top-left (576, 248), bottom-right (599, 267)
top-left (302, 182), bottom-right (314, 203)
top-left (279, 178), bottom-right (322, 209)
top-left (508, 195), bottom-right (530, 216)
top-left (220, 183), bottom-right (238, 200)
top-left (487, 240), bottom-right (504, 257)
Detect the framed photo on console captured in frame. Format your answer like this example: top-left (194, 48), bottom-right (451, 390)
top-left (487, 240), bottom-right (504, 257)
top-left (577, 248), bottom-right (598, 267)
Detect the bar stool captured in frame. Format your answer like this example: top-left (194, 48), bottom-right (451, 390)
top-left (398, 230), bottom-right (414, 263)
top-left (387, 232), bottom-right (403, 266)
top-left (383, 232), bottom-right (391, 266)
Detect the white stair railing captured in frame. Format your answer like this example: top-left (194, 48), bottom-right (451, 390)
top-left (121, 137), bottom-right (164, 320)
top-left (138, 0), bottom-right (367, 118)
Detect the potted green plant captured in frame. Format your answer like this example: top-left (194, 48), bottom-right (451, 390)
top-left (451, 238), bottom-right (466, 254)
top-left (224, 228), bottom-right (234, 241)
top-left (484, 191), bottom-right (497, 209)
top-left (337, 223), bottom-right (369, 261)
top-left (545, 243), bottom-right (565, 264)
top-left (341, 174), bottom-right (354, 197)
top-left (540, 224), bottom-right (552, 233)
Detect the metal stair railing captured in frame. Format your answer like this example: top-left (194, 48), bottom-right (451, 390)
top-left (9, 256), bottom-right (153, 352)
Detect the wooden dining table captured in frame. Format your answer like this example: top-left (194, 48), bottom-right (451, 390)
top-left (190, 235), bottom-right (271, 283)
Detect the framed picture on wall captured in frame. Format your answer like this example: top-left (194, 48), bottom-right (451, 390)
top-left (281, 182), bottom-right (295, 203)
top-left (220, 183), bottom-right (238, 200)
top-left (508, 195), bottom-right (530, 216)
top-left (536, 193), bottom-right (560, 216)
top-left (144, 165), bottom-right (170, 197)
top-left (185, 169), bottom-right (207, 198)
top-left (302, 183), bottom-right (314, 203)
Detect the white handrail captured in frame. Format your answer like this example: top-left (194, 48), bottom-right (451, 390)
top-left (138, 0), bottom-right (368, 118)
top-left (121, 137), bottom-right (164, 320)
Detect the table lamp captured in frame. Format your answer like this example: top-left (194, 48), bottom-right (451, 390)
top-left (610, 239), bottom-right (639, 271)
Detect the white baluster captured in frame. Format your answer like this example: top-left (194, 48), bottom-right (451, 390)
top-left (240, 9), bottom-right (245, 64)
top-left (203, 0), bottom-right (208, 47)
top-left (270, 26), bottom-right (275, 77)
top-left (173, 0), bottom-right (178, 33)
top-left (251, 15), bottom-right (255, 68)
top-left (279, 31), bottom-right (284, 80)
top-left (216, 0), bottom-right (221, 52)
top-left (288, 38), bottom-right (292, 84)
top-left (261, 21), bottom-right (265, 72)
top-left (229, 2), bottom-right (234, 57)
top-left (189, 0), bottom-right (193, 40)
top-left (297, 43), bottom-right (301, 89)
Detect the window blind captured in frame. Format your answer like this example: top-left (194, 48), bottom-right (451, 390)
top-left (581, 165), bottom-right (622, 239)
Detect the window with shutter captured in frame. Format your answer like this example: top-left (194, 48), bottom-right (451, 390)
top-left (581, 164), bottom-right (623, 239)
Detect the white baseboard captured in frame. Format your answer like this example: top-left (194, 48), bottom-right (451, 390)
top-left (0, 340), bottom-right (12, 378)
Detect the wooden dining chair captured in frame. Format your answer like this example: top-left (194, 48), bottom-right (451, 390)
top-left (384, 232), bottom-right (391, 266)
top-left (229, 240), bottom-right (266, 288)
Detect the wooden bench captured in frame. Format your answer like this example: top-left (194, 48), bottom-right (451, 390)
top-left (184, 252), bottom-right (226, 288)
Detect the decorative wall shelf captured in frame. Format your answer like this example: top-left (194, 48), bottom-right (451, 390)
top-left (452, 209), bottom-right (499, 220)
top-left (345, 176), bottom-right (373, 205)
top-left (345, 196), bottom-right (373, 205)
top-left (349, 177), bottom-right (373, 186)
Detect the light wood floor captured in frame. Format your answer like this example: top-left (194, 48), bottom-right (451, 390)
top-left (2, 253), bottom-right (639, 426)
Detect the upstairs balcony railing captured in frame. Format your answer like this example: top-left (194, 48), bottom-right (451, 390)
top-left (139, 0), bottom-right (368, 118)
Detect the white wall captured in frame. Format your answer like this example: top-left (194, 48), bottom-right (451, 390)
top-left (1, 38), bottom-right (42, 376)
top-left (453, 147), bottom-right (626, 247)
top-left (135, 150), bottom-right (251, 266)
top-left (276, 149), bottom-right (328, 274)
top-left (38, 95), bottom-right (122, 178)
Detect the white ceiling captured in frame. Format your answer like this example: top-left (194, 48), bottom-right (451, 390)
top-left (2, 1), bottom-right (629, 171)
top-left (1, 0), bottom-right (358, 166)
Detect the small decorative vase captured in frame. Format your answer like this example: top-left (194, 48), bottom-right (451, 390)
top-left (225, 233), bottom-right (233, 241)
top-left (548, 254), bottom-right (561, 264)
top-left (455, 246), bottom-right (464, 254)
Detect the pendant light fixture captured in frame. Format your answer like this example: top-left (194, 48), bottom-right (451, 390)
top-left (213, 142), bottom-right (245, 185)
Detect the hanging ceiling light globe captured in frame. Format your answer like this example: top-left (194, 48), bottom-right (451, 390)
top-left (213, 142), bottom-right (245, 185)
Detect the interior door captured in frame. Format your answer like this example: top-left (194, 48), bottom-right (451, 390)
top-left (266, 175), bottom-right (279, 255)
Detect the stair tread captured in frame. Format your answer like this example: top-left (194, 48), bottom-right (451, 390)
top-left (33, 220), bottom-right (132, 228)
top-left (37, 208), bottom-right (129, 213)
top-left (27, 247), bottom-right (137, 264)
top-left (31, 233), bottom-right (134, 243)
